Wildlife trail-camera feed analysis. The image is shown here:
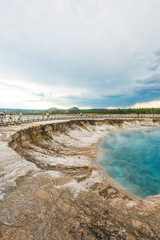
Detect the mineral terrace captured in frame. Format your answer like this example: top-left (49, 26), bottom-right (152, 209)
top-left (0, 118), bottom-right (160, 240)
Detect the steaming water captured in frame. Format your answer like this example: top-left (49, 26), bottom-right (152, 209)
top-left (99, 128), bottom-right (160, 198)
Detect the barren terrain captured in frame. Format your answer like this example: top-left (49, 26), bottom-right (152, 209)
top-left (0, 119), bottom-right (160, 240)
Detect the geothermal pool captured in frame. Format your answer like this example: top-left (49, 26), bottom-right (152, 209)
top-left (99, 127), bottom-right (160, 198)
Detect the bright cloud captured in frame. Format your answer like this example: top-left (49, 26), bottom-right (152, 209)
top-left (0, 0), bottom-right (160, 108)
top-left (131, 100), bottom-right (160, 109)
top-left (0, 78), bottom-right (90, 109)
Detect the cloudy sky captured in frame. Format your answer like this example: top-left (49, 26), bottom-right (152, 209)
top-left (0, 0), bottom-right (160, 109)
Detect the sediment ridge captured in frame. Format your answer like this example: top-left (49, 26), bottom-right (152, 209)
top-left (0, 118), bottom-right (160, 239)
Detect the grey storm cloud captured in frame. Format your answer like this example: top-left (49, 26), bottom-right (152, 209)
top-left (136, 75), bottom-right (160, 85)
top-left (147, 63), bottom-right (159, 71)
top-left (154, 49), bottom-right (160, 56)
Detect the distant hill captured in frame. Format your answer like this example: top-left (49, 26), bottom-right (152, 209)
top-left (46, 107), bottom-right (80, 113)
top-left (67, 107), bottom-right (80, 112)
top-left (48, 107), bottom-right (58, 111)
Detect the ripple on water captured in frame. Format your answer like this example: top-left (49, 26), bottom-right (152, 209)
top-left (99, 127), bottom-right (160, 198)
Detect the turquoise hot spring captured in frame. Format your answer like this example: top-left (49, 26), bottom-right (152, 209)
top-left (99, 127), bottom-right (160, 198)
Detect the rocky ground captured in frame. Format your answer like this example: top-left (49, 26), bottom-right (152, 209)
top-left (0, 118), bottom-right (160, 240)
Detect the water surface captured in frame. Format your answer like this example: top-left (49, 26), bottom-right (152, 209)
top-left (99, 127), bottom-right (160, 198)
